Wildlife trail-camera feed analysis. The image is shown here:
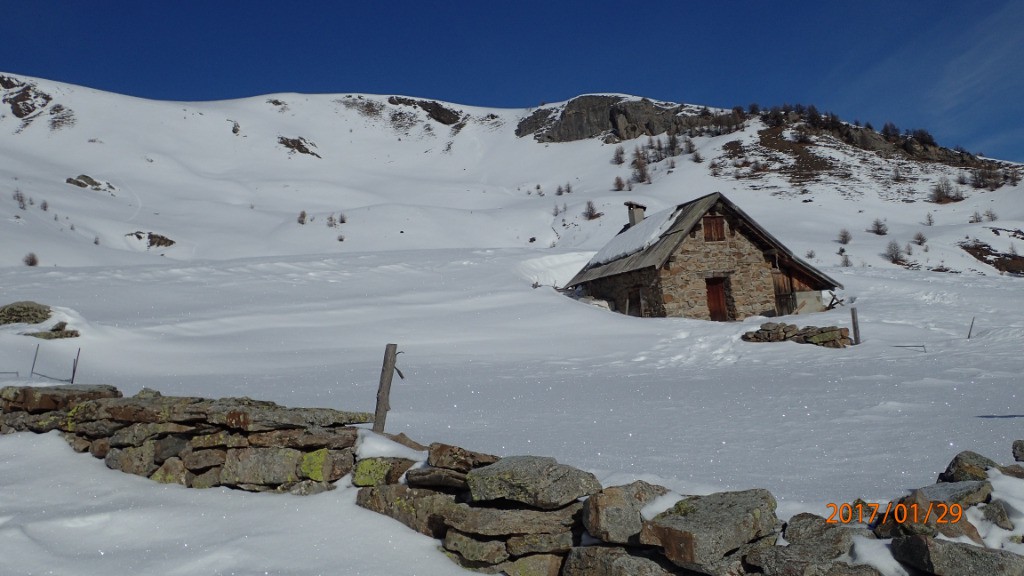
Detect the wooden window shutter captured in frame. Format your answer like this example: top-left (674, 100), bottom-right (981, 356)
top-left (703, 216), bottom-right (725, 241)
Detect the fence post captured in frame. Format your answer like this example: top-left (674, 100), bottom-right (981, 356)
top-left (373, 343), bottom-right (400, 433)
top-left (30, 344), bottom-right (40, 377)
top-left (71, 348), bottom-right (81, 384)
top-left (851, 307), bottom-right (861, 345)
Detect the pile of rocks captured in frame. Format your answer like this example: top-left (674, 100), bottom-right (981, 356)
top-left (5, 383), bottom-right (1024, 575)
top-left (0, 384), bottom-right (372, 494)
top-left (742, 322), bottom-right (853, 348)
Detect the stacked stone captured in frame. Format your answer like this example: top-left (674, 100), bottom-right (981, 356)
top-left (869, 448), bottom-right (1024, 575)
top-left (357, 444), bottom-right (792, 575)
top-left (6, 384), bottom-right (1024, 574)
top-left (742, 322), bottom-right (852, 348)
top-left (0, 384), bottom-right (372, 494)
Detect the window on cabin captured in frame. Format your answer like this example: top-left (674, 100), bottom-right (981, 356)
top-left (703, 216), bottom-right (725, 241)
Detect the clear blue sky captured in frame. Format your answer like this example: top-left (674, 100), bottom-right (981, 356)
top-left (4, 1), bottom-right (1022, 161)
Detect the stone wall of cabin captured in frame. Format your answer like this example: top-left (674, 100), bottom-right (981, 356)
top-left (659, 221), bottom-right (776, 320)
top-left (581, 267), bottom-right (665, 317)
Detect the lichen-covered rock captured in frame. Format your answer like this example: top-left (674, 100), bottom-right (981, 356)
top-left (220, 447), bottom-right (302, 486)
top-left (444, 501), bottom-right (582, 537)
top-left (151, 457), bottom-right (188, 485)
top-left (405, 466), bottom-right (468, 491)
top-left (183, 448), bottom-right (227, 471)
top-left (583, 480), bottom-right (669, 544)
top-left (937, 450), bottom-right (999, 482)
top-left (506, 531), bottom-right (574, 556)
top-left (916, 480), bottom-right (992, 507)
top-left (352, 457), bottom-right (415, 486)
top-left (873, 488), bottom-right (984, 545)
top-left (443, 529), bottom-right (509, 565)
top-left (745, 544), bottom-right (883, 576)
top-left (561, 546), bottom-right (679, 576)
top-left (495, 553), bottom-right (564, 576)
top-left (747, 514), bottom-right (879, 576)
top-left (189, 430), bottom-right (248, 449)
top-left (427, 442), bottom-right (499, 473)
top-left (188, 467), bottom-right (222, 489)
top-left (783, 512), bottom-right (875, 555)
top-left (105, 442), bottom-right (159, 476)
top-left (639, 488), bottom-right (779, 572)
top-left (355, 484), bottom-right (455, 538)
top-left (109, 422), bottom-right (194, 447)
top-left (247, 426), bottom-right (358, 450)
top-left (983, 499), bottom-right (1015, 530)
top-left (466, 455), bottom-right (601, 510)
top-left (891, 534), bottom-right (1024, 575)
top-left (1013, 440), bottom-right (1024, 462)
top-left (1, 384), bottom-right (121, 414)
top-left (0, 301), bottom-right (51, 325)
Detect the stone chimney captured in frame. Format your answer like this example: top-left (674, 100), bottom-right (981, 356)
top-left (624, 201), bottom-right (647, 227)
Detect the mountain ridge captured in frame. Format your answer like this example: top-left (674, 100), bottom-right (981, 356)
top-left (1, 71), bottom-right (1020, 277)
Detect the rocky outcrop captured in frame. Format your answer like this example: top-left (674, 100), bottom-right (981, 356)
top-left (387, 96), bottom-right (463, 126)
top-left (515, 95), bottom-right (742, 144)
top-left (277, 136), bottom-right (321, 158)
top-left (742, 322), bottom-right (852, 348)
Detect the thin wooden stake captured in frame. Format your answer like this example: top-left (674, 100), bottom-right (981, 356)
top-left (851, 307), bottom-right (861, 345)
top-left (71, 348), bottom-right (81, 384)
top-left (373, 343), bottom-right (399, 433)
top-left (30, 344), bottom-right (40, 377)
top-left (967, 316), bottom-right (976, 340)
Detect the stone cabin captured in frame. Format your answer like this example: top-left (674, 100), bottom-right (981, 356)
top-left (566, 192), bottom-right (842, 321)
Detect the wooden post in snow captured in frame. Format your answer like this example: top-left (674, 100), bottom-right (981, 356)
top-left (851, 307), bottom-right (861, 345)
top-left (373, 343), bottom-right (400, 433)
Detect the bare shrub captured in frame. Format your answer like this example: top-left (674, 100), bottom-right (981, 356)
top-left (837, 228), bottom-right (852, 244)
top-left (930, 177), bottom-right (964, 203)
top-left (869, 219), bottom-right (888, 235)
top-left (23, 253), bottom-right (39, 266)
top-left (884, 240), bottom-right (903, 263)
top-left (692, 151), bottom-right (704, 163)
top-left (984, 209), bottom-right (998, 222)
top-left (297, 210), bottom-right (307, 225)
top-left (805, 250), bottom-right (816, 259)
top-left (611, 145), bottom-right (625, 165)
top-left (13, 190), bottom-right (26, 210)
top-left (969, 211), bottom-right (982, 223)
top-left (840, 254), bottom-right (852, 267)
top-left (613, 176), bottom-right (625, 191)
top-left (925, 212), bottom-right (934, 226)
top-left (582, 201), bottom-right (603, 220)
top-left (40, 200), bottom-right (48, 212)
top-left (913, 231), bottom-right (927, 246)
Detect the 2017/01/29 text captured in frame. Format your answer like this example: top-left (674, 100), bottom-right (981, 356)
top-left (825, 501), bottom-right (963, 525)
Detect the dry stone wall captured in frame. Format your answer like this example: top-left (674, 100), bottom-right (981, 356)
top-left (4, 383), bottom-right (1024, 575)
top-left (742, 322), bottom-right (853, 348)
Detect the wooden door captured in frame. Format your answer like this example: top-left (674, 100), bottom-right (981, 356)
top-left (772, 271), bottom-right (795, 316)
top-left (705, 278), bottom-right (728, 321)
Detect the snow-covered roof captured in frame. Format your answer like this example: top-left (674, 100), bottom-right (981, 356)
top-left (567, 192), bottom-right (843, 290)
top-left (589, 204), bottom-right (683, 266)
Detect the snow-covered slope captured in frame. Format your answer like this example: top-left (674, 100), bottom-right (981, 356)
top-left (1, 73), bottom-right (1023, 576)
